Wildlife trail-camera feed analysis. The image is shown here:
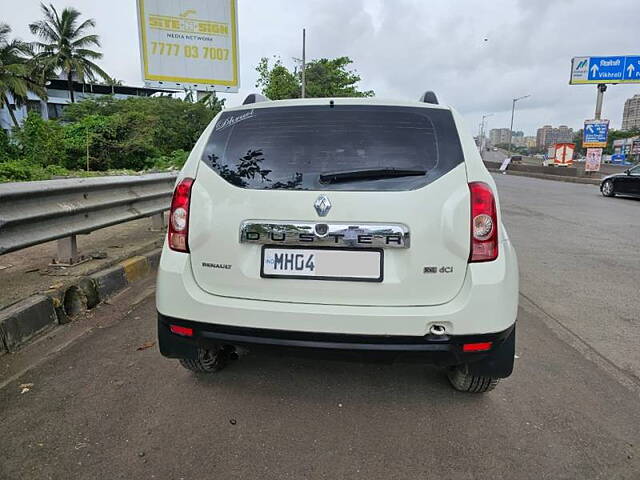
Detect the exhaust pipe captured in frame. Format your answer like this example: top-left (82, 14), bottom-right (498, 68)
top-left (429, 324), bottom-right (447, 336)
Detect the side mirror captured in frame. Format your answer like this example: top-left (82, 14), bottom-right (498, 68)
top-left (625, 169), bottom-right (631, 175)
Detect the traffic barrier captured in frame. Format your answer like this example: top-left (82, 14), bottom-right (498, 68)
top-left (484, 161), bottom-right (579, 177)
top-left (0, 172), bottom-right (177, 263)
top-left (0, 295), bottom-right (58, 352)
top-left (0, 248), bottom-right (161, 354)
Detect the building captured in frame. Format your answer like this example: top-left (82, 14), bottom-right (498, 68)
top-left (536, 125), bottom-right (574, 149)
top-left (621, 94), bottom-right (640, 131)
top-left (489, 128), bottom-right (512, 146)
top-left (556, 125), bottom-right (573, 143)
top-left (612, 136), bottom-right (640, 156)
top-left (512, 135), bottom-right (537, 149)
top-left (536, 125), bottom-right (553, 149)
top-left (0, 78), bottom-right (174, 134)
top-left (524, 136), bottom-right (537, 149)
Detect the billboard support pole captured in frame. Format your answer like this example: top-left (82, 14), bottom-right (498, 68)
top-left (588, 84), bottom-right (608, 176)
top-left (594, 83), bottom-right (606, 120)
top-left (301, 28), bottom-right (306, 99)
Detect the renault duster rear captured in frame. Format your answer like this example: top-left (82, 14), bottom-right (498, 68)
top-left (156, 94), bottom-right (518, 393)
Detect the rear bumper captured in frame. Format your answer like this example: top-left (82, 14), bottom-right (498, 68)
top-left (158, 313), bottom-right (516, 377)
top-left (156, 235), bottom-right (518, 337)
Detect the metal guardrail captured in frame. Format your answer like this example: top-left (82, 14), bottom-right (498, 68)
top-left (0, 172), bottom-right (178, 264)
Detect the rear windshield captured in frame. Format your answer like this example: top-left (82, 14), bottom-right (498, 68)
top-left (201, 104), bottom-right (464, 191)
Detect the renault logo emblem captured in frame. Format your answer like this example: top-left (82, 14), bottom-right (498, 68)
top-left (314, 195), bottom-right (331, 217)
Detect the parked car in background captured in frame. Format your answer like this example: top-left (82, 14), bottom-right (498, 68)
top-left (601, 164), bottom-right (640, 198)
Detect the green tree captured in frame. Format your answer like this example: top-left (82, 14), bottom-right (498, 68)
top-left (304, 57), bottom-right (374, 98)
top-left (102, 76), bottom-right (122, 86)
top-left (197, 91), bottom-right (226, 111)
top-left (29, 3), bottom-right (108, 103)
top-left (573, 130), bottom-right (583, 153)
top-left (0, 23), bottom-right (48, 127)
top-left (255, 56), bottom-right (300, 100)
top-left (255, 55), bottom-right (374, 100)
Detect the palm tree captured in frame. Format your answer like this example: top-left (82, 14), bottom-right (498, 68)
top-left (102, 76), bottom-right (122, 86)
top-left (0, 23), bottom-right (48, 127)
top-left (29, 3), bottom-right (109, 103)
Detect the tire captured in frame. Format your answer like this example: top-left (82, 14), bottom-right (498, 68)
top-left (601, 180), bottom-right (615, 197)
top-left (447, 364), bottom-right (500, 393)
top-left (179, 347), bottom-right (229, 373)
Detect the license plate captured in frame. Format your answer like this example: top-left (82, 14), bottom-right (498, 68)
top-left (261, 247), bottom-right (383, 282)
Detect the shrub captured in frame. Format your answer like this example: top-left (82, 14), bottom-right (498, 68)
top-left (5, 95), bottom-right (222, 180)
top-left (0, 160), bottom-right (35, 181)
top-left (0, 160), bottom-right (69, 182)
top-left (147, 149), bottom-right (189, 170)
top-left (63, 112), bottom-right (159, 171)
top-left (0, 128), bottom-right (17, 161)
top-left (63, 95), bottom-right (219, 155)
top-left (12, 113), bottom-right (67, 166)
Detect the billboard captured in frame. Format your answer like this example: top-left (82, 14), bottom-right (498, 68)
top-left (136, 0), bottom-right (239, 92)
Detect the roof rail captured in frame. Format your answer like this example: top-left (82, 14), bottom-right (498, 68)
top-left (419, 91), bottom-right (439, 105)
top-left (242, 93), bottom-right (268, 105)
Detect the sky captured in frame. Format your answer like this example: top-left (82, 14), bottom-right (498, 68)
top-left (2, 0), bottom-right (639, 136)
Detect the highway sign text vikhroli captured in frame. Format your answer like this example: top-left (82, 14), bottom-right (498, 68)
top-left (583, 119), bottom-right (609, 148)
top-left (570, 56), bottom-right (640, 84)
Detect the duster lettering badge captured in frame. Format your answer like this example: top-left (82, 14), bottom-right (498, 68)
top-left (239, 221), bottom-right (410, 249)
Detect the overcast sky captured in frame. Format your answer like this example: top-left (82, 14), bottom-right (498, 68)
top-left (3, 0), bottom-right (639, 136)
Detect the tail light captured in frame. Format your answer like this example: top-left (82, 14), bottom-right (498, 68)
top-left (469, 182), bottom-right (498, 262)
top-left (168, 178), bottom-right (194, 252)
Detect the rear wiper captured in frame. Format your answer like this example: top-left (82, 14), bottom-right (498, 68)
top-left (319, 168), bottom-right (427, 184)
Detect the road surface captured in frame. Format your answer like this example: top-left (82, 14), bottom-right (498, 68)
top-left (1, 173), bottom-right (639, 479)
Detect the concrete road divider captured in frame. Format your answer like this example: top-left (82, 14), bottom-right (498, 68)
top-left (484, 161), bottom-right (601, 185)
top-left (0, 248), bottom-right (161, 354)
top-left (0, 295), bottom-right (58, 353)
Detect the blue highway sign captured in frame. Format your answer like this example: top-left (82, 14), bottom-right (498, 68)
top-left (623, 56), bottom-right (640, 81)
top-left (570, 56), bottom-right (640, 84)
top-left (583, 120), bottom-right (609, 148)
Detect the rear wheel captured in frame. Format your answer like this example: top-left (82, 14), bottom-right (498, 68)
top-left (179, 346), bottom-right (232, 373)
top-left (601, 180), bottom-right (615, 197)
top-left (447, 364), bottom-right (499, 393)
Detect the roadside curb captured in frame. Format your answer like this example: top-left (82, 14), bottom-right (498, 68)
top-left (488, 168), bottom-right (601, 185)
top-left (0, 248), bottom-right (161, 355)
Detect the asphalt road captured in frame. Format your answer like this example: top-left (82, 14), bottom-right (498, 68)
top-left (1, 174), bottom-right (640, 479)
top-left (495, 173), bottom-right (640, 384)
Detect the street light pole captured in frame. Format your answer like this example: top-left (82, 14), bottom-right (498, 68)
top-left (479, 113), bottom-right (493, 159)
top-left (508, 95), bottom-right (531, 153)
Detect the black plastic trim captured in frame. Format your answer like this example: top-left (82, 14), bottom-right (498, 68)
top-left (158, 312), bottom-right (515, 373)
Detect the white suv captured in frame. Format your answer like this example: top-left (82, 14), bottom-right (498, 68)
top-left (156, 93), bottom-right (518, 393)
